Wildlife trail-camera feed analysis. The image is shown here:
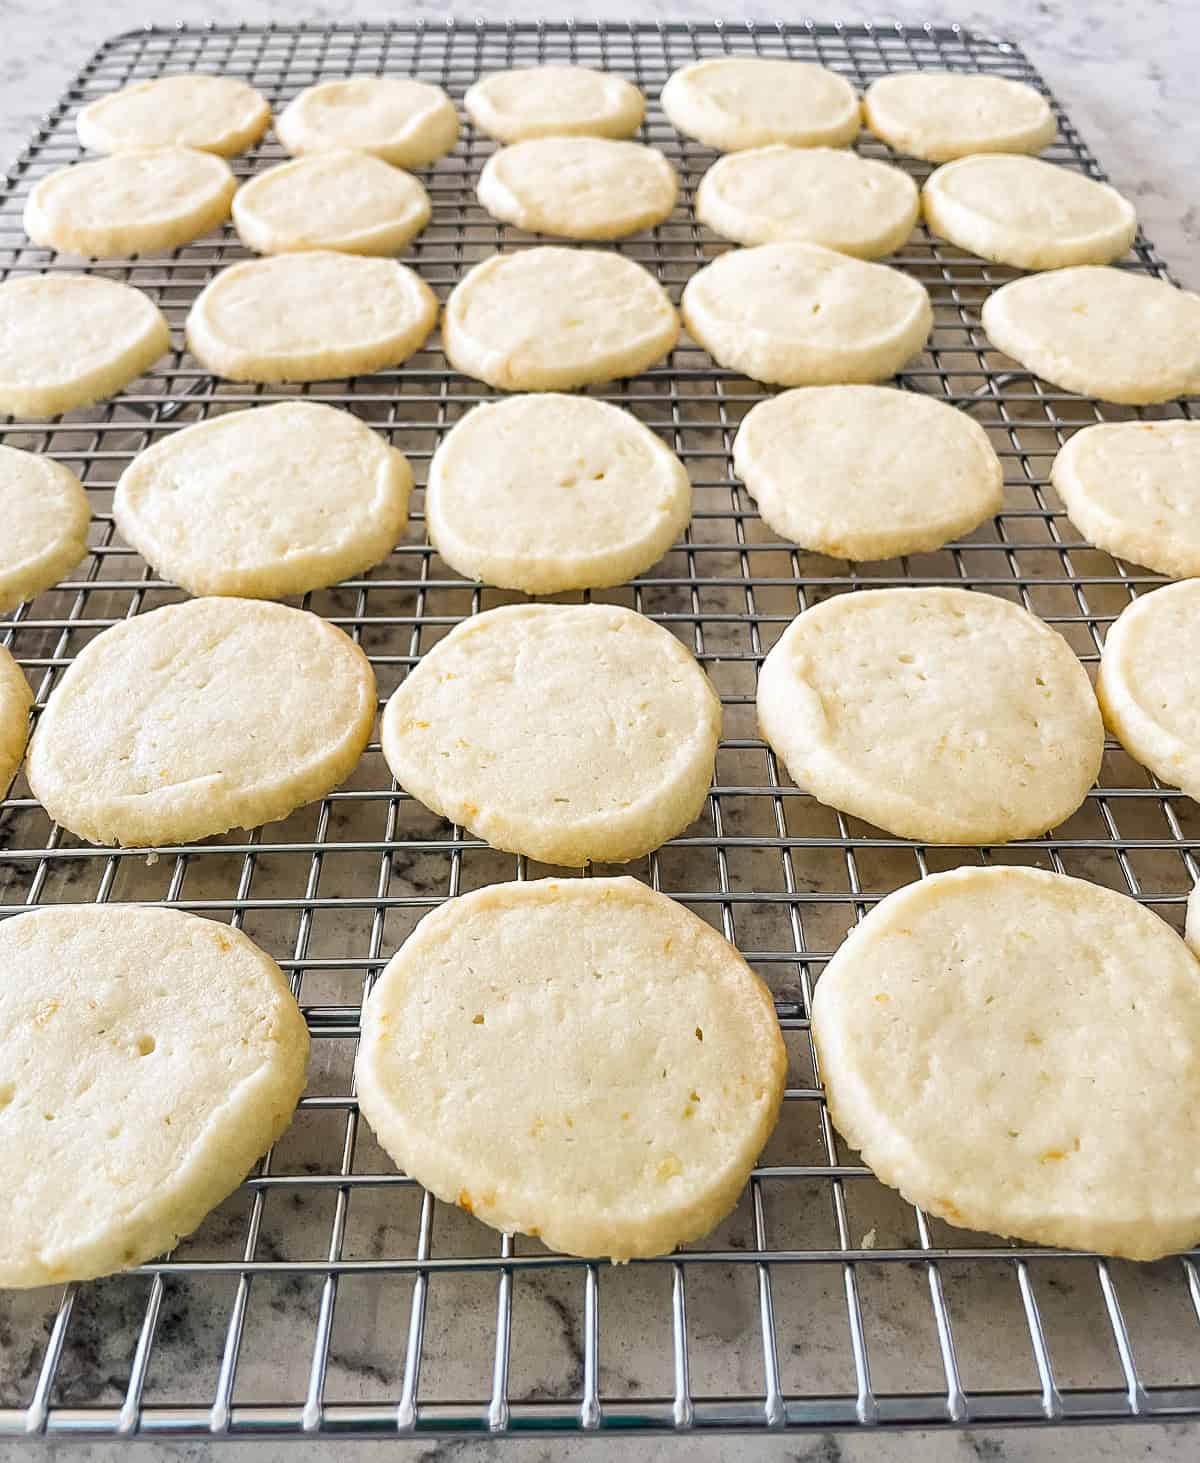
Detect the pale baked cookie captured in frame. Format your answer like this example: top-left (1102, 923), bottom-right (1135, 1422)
top-left (732, 386), bottom-right (1002, 559)
top-left (1052, 421), bottom-right (1200, 579)
top-left (923, 155), bottom-right (1136, 270)
top-left (381, 603), bottom-right (720, 866)
top-left (0, 646), bottom-right (32, 792)
top-left (443, 247), bottom-right (678, 390)
top-left (0, 446), bottom-right (90, 612)
top-left (681, 242), bottom-right (932, 386)
top-left (233, 150), bottom-right (431, 255)
top-left (477, 138), bottom-right (677, 240)
top-left (813, 865), bottom-right (1200, 1260)
top-left (28, 598), bottom-right (376, 846)
top-left (186, 252), bottom-right (437, 383)
top-left (114, 402), bottom-right (411, 599)
top-left (0, 274), bottom-right (169, 418)
top-left (427, 394), bottom-right (690, 592)
top-left (276, 78), bottom-right (458, 169)
top-left (696, 145), bottom-right (917, 257)
top-left (758, 587), bottom-right (1102, 843)
top-left (1097, 581), bottom-right (1200, 801)
top-left (24, 148), bottom-right (236, 257)
top-left (661, 58), bottom-right (859, 152)
top-left (982, 268), bottom-right (1200, 404)
top-left (77, 74), bottom-right (270, 157)
top-left (0, 904), bottom-right (308, 1287)
top-left (465, 65), bottom-right (643, 143)
top-left (863, 72), bottom-right (1055, 162)
top-left (356, 876), bottom-right (785, 1260)
top-left (1187, 883), bottom-right (1199, 959)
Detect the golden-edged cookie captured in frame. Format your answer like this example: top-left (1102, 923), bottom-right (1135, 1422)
top-left (681, 242), bottom-right (931, 385)
top-left (0, 904), bottom-right (307, 1287)
top-left (0, 275), bottom-right (168, 418)
top-left (114, 402), bottom-right (411, 598)
top-left (381, 603), bottom-right (720, 866)
top-left (0, 445), bottom-right (90, 611)
top-left (443, 247), bottom-right (678, 390)
top-left (426, 394), bottom-right (689, 592)
top-left (814, 866), bottom-right (1200, 1260)
top-left (233, 151), bottom-right (431, 255)
top-left (276, 77), bottom-right (458, 167)
top-left (758, 587), bottom-right (1102, 843)
top-left (1097, 581), bottom-right (1200, 801)
top-left (77, 74), bottom-right (270, 157)
top-left (465, 65), bottom-right (643, 143)
top-left (185, 252), bottom-right (436, 383)
top-left (24, 148), bottom-right (235, 256)
top-left (357, 877), bottom-right (785, 1260)
top-left (732, 385), bottom-right (1001, 559)
top-left (662, 58), bottom-right (859, 151)
top-left (28, 598), bottom-right (376, 846)
top-left (864, 71), bottom-right (1054, 162)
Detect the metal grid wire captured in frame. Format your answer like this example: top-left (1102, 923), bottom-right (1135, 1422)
top-left (0, 16), bottom-right (1198, 1441)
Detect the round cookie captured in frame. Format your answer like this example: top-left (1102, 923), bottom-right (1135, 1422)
top-left (681, 242), bottom-right (932, 386)
top-left (661, 58), bottom-right (859, 152)
top-left (186, 252), bottom-right (437, 383)
top-left (381, 603), bottom-right (720, 866)
top-left (1052, 421), bottom-right (1200, 579)
top-left (981, 268), bottom-right (1200, 405)
top-left (696, 145), bottom-right (917, 257)
top-left (0, 275), bottom-right (169, 418)
top-left (24, 148), bottom-right (236, 257)
top-left (813, 865), bottom-right (1200, 1260)
top-left (863, 71), bottom-right (1055, 162)
top-left (426, 394), bottom-right (691, 592)
top-left (1188, 882), bottom-right (1200, 959)
top-left (465, 65), bottom-right (643, 143)
top-left (0, 647), bottom-right (32, 793)
top-left (443, 247), bottom-right (678, 391)
top-left (0, 446), bottom-right (90, 612)
top-left (0, 274), bottom-right (169, 418)
top-left (1096, 581), bottom-right (1200, 802)
top-left (114, 402), bottom-right (411, 599)
top-left (356, 876), bottom-right (785, 1260)
top-left (233, 150), bottom-right (431, 255)
top-left (77, 74), bottom-right (270, 157)
top-left (276, 78), bottom-right (458, 169)
top-left (757, 587), bottom-right (1103, 844)
top-left (0, 904), bottom-right (308, 1287)
top-left (732, 386), bottom-right (1002, 560)
top-left (923, 155), bottom-right (1136, 270)
top-left (27, 597), bottom-right (376, 846)
top-left (477, 138), bottom-right (677, 240)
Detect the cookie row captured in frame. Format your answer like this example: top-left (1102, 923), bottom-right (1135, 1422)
top-left (20, 56), bottom-right (1102, 264)
top-left (23, 131), bottom-right (1136, 263)
top-left (7, 389), bottom-right (1198, 617)
top-left (5, 240), bottom-right (1198, 420)
top-left (0, 877), bottom-right (786, 1286)
top-left (7, 800), bottom-right (1200, 1286)
top-left (3, 573), bottom-right (1196, 857)
top-left (65, 61), bottom-right (1053, 163)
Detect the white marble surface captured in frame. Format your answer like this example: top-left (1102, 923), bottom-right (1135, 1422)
top-left (3, 2), bottom-right (1200, 1461)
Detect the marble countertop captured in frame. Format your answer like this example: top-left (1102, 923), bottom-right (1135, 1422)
top-left (2, 3), bottom-right (1199, 1462)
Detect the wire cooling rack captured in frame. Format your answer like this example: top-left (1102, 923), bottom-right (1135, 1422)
top-left (1, 16), bottom-right (1198, 1444)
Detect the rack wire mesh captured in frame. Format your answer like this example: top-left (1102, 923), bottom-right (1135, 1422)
top-left (0, 16), bottom-right (1197, 1442)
